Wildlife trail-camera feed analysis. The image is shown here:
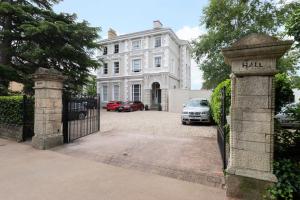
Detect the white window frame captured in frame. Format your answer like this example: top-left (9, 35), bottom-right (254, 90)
top-left (103, 63), bottom-right (108, 75)
top-left (112, 84), bottom-right (120, 101)
top-left (103, 46), bottom-right (107, 55)
top-left (132, 59), bottom-right (141, 73)
top-left (114, 44), bottom-right (119, 53)
top-left (131, 84), bottom-right (141, 101)
top-left (154, 37), bottom-right (161, 48)
top-left (154, 56), bottom-right (161, 67)
top-left (102, 85), bottom-right (108, 102)
top-left (132, 40), bottom-right (141, 50)
top-left (114, 62), bottom-right (119, 74)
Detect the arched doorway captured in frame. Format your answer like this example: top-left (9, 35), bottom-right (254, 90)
top-left (151, 82), bottom-right (161, 107)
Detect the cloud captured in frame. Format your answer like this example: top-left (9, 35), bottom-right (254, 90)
top-left (176, 26), bottom-right (204, 41)
top-left (176, 26), bottom-right (206, 90)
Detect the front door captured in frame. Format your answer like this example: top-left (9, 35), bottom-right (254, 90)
top-left (151, 82), bottom-right (161, 105)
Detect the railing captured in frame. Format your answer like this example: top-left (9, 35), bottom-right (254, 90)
top-left (62, 94), bottom-right (100, 143)
top-left (217, 87), bottom-right (229, 170)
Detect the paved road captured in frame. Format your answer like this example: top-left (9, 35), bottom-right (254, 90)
top-left (0, 138), bottom-right (225, 200)
top-left (54, 110), bottom-right (224, 188)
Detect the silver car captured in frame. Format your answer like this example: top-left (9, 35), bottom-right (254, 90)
top-left (275, 103), bottom-right (300, 128)
top-left (181, 98), bottom-right (211, 125)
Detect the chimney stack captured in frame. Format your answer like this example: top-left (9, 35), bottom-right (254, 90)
top-left (153, 20), bottom-right (163, 29)
top-left (108, 28), bottom-right (117, 39)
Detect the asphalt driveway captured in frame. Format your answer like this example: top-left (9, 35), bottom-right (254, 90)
top-left (54, 110), bottom-right (224, 188)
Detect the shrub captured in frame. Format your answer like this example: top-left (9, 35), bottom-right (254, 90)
top-left (266, 159), bottom-right (300, 200)
top-left (0, 96), bottom-right (25, 125)
top-left (210, 79), bottom-right (231, 125)
top-left (275, 73), bottom-right (294, 113)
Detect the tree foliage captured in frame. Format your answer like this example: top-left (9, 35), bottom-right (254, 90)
top-left (83, 75), bottom-right (97, 96)
top-left (286, 5), bottom-right (300, 46)
top-left (0, 0), bottom-right (101, 94)
top-left (193, 0), bottom-right (299, 89)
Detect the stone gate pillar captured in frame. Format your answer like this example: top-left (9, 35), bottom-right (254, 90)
top-left (222, 34), bottom-right (293, 199)
top-left (32, 67), bottom-right (65, 150)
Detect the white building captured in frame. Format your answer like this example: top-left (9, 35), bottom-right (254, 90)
top-left (97, 21), bottom-right (191, 111)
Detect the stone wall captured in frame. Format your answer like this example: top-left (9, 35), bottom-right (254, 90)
top-left (168, 89), bottom-right (212, 113)
top-left (0, 123), bottom-right (23, 142)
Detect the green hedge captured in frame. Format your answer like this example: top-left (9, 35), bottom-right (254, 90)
top-left (210, 79), bottom-right (231, 125)
top-left (0, 96), bottom-right (24, 125)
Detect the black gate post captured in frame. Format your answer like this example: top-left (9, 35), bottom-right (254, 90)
top-left (221, 86), bottom-right (227, 169)
top-left (22, 95), bottom-right (27, 141)
top-left (62, 94), bottom-right (69, 143)
top-left (97, 94), bottom-right (100, 131)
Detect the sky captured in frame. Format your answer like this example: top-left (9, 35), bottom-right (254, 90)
top-left (54, 0), bottom-right (209, 89)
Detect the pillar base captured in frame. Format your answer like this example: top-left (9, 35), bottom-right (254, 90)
top-left (32, 134), bottom-right (63, 150)
top-left (226, 174), bottom-right (275, 200)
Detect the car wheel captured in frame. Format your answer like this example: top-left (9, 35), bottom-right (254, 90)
top-left (182, 120), bottom-right (186, 125)
top-left (78, 112), bottom-right (86, 120)
top-left (140, 106), bottom-right (144, 111)
top-left (107, 109), bottom-right (110, 111)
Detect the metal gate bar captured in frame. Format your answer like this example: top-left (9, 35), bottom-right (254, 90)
top-left (63, 94), bottom-right (100, 143)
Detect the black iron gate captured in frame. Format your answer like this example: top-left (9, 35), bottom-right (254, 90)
top-left (22, 95), bottom-right (34, 141)
top-left (217, 86), bottom-right (229, 170)
top-left (63, 94), bottom-right (100, 143)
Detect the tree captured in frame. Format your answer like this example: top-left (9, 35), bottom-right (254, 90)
top-left (286, 5), bottom-right (300, 45)
top-left (83, 74), bottom-right (97, 96)
top-left (0, 0), bottom-right (101, 95)
top-left (193, 0), bottom-right (299, 89)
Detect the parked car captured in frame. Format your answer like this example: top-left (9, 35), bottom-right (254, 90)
top-left (106, 101), bottom-right (123, 111)
top-left (275, 103), bottom-right (300, 128)
top-left (68, 102), bottom-right (88, 120)
top-left (117, 101), bottom-right (144, 112)
top-left (181, 98), bottom-right (211, 125)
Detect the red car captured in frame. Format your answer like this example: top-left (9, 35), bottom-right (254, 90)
top-left (117, 101), bottom-right (144, 112)
top-left (106, 101), bottom-right (123, 111)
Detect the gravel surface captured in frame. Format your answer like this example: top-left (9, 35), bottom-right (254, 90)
top-left (100, 110), bottom-right (217, 138)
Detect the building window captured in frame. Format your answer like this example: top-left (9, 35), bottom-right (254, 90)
top-left (114, 62), bottom-right (119, 74)
top-left (154, 57), bottom-right (161, 67)
top-left (103, 46), bottom-right (107, 55)
top-left (113, 85), bottom-right (120, 100)
top-left (132, 84), bottom-right (141, 101)
top-left (154, 37), bottom-right (161, 48)
top-left (114, 44), bottom-right (119, 53)
top-left (103, 63), bottom-right (108, 74)
top-left (102, 85), bottom-right (108, 102)
top-left (132, 40), bottom-right (141, 50)
top-left (132, 59), bottom-right (141, 72)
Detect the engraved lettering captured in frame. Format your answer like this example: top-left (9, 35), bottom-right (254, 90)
top-left (242, 61), bottom-right (264, 69)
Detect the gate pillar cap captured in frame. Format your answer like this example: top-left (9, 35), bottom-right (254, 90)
top-left (222, 33), bottom-right (293, 64)
top-left (33, 67), bottom-right (66, 82)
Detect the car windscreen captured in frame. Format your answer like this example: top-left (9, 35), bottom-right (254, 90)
top-left (187, 100), bottom-right (209, 107)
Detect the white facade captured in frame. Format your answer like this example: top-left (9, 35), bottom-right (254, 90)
top-left (97, 21), bottom-right (191, 111)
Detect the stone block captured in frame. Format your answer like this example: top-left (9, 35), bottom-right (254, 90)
top-left (235, 149), bottom-right (271, 172)
top-left (242, 121), bottom-right (270, 134)
top-left (236, 140), bottom-right (266, 153)
top-left (232, 58), bottom-right (276, 75)
top-left (242, 111), bottom-right (271, 122)
top-left (226, 174), bottom-right (274, 200)
top-left (237, 132), bottom-right (267, 143)
top-left (32, 134), bottom-right (63, 150)
top-left (46, 90), bottom-right (62, 98)
top-left (237, 95), bottom-right (270, 109)
top-left (237, 76), bottom-right (270, 96)
top-left (231, 120), bottom-right (242, 132)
